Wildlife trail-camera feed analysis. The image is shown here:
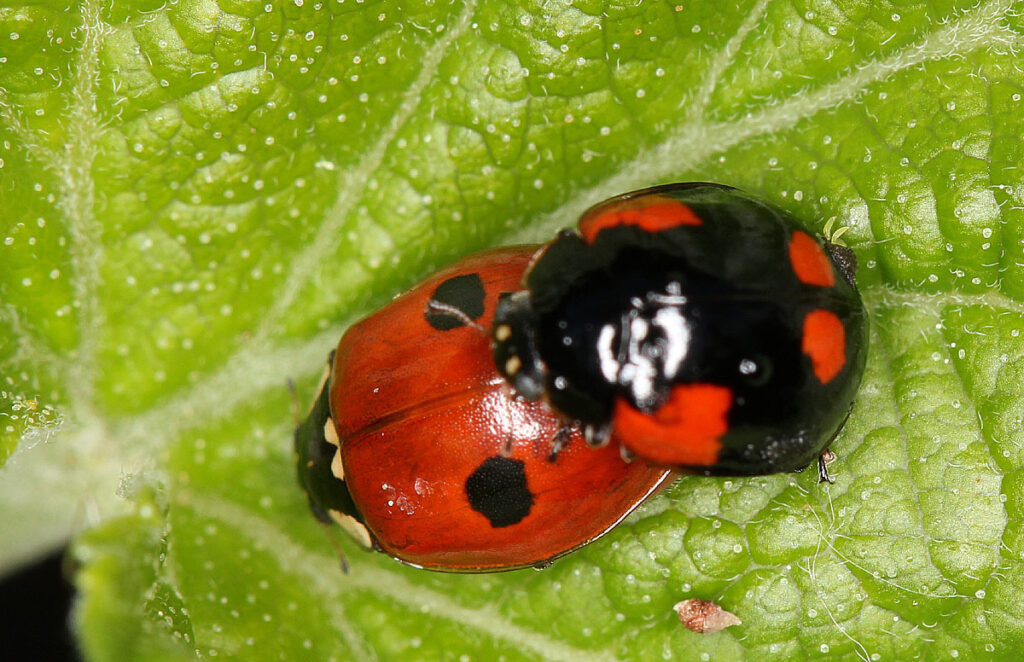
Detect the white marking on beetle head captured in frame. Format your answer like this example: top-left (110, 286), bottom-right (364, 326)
top-left (652, 306), bottom-right (691, 378)
top-left (597, 323), bottom-right (620, 382)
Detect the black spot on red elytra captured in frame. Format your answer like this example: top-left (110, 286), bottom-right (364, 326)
top-left (425, 273), bottom-right (486, 330)
top-left (464, 456), bottom-right (534, 528)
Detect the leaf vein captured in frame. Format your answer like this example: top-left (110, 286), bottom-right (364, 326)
top-left (508, 0), bottom-right (1021, 245)
top-left (251, 0), bottom-right (482, 343)
top-left (686, 0), bottom-right (772, 123)
top-left (61, 0), bottom-right (110, 418)
top-left (187, 493), bottom-right (620, 662)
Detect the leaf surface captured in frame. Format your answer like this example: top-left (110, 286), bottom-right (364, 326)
top-left (2, 0), bottom-right (1024, 660)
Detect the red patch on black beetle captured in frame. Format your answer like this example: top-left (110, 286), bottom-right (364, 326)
top-left (788, 231), bottom-right (835, 287)
top-left (580, 198), bottom-right (702, 243)
top-left (802, 309), bottom-right (846, 384)
top-left (614, 383), bottom-right (732, 466)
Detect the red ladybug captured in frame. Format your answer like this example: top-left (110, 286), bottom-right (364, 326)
top-left (295, 246), bottom-right (672, 572)
top-left (492, 183), bottom-right (868, 481)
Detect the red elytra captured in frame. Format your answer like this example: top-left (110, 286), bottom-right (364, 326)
top-left (327, 246), bottom-right (672, 571)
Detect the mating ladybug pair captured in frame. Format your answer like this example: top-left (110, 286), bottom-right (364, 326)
top-left (295, 183), bottom-right (868, 572)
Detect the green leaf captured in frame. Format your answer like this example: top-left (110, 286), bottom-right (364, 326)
top-left (3, 0), bottom-right (1024, 660)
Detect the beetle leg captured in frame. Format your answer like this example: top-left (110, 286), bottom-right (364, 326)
top-left (547, 424), bottom-right (573, 463)
top-left (584, 422), bottom-right (612, 448)
top-left (619, 444), bottom-right (636, 463)
top-left (817, 449), bottom-right (836, 484)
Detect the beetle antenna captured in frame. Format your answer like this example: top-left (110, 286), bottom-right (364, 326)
top-left (286, 379), bottom-right (302, 425)
top-left (425, 299), bottom-right (486, 332)
top-left (318, 520), bottom-right (351, 574)
top-left (817, 449), bottom-right (836, 484)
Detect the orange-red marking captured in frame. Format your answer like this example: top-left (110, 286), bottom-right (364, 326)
top-left (788, 231), bottom-right (835, 287)
top-left (802, 309), bottom-right (846, 384)
top-left (580, 199), bottom-right (702, 243)
top-left (614, 383), bottom-right (732, 466)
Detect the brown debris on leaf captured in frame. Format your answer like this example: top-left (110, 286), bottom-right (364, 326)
top-left (673, 598), bottom-right (742, 634)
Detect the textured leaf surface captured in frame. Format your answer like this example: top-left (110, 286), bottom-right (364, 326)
top-left (2, 0), bottom-right (1024, 660)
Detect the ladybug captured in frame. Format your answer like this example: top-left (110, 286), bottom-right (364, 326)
top-left (492, 183), bottom-right (868, 481)
top-left (295, 246), bottom-right (672, 572)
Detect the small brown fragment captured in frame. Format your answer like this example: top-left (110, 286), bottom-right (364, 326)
top-left (673, 599), bottom-right (742, 634)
